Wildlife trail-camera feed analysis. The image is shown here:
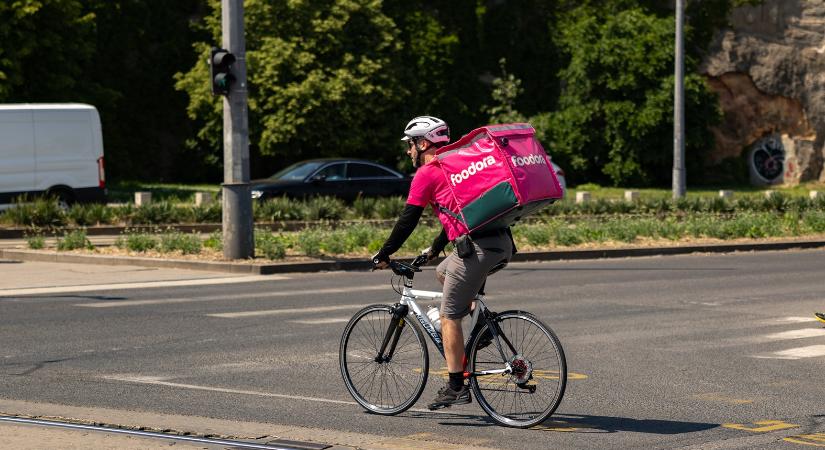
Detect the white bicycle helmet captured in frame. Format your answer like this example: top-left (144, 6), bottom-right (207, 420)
top-left (401, 116), bottom-right (450, 145)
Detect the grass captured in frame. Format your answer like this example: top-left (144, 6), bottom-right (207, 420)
top-left (565, 181), bottom-right (825, 201)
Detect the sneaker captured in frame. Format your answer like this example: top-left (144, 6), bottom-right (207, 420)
top-left (427, 383), bottom-right (471, 410)
top-left (815, 312), bottom-right (825, 323)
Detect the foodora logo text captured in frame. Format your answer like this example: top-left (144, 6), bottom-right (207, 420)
top-left (450, 155), bottom-right (496, 186)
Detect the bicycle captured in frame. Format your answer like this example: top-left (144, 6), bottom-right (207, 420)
top-left (339, 255), bottom-right (567, 428)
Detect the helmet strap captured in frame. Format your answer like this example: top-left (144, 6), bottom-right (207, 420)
top-left (412, 139), bottom-right (425, 168)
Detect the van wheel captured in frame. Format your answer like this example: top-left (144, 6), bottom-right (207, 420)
top-left (48, 189), bottom-right (75, 210)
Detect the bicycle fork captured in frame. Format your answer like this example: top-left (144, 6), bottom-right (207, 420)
top-left (375, 304), bottom-right (409, 363)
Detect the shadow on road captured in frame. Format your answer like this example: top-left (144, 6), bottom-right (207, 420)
top-left (419, 411), bottom-right (718, 434)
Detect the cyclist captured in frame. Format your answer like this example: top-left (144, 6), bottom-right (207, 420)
top-left (372, 116), bottom-right (514, 410)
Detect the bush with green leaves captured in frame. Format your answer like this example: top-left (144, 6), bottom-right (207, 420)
top-left (305, 197), bottom-right (347, 221)
top-left (203, 230), bottom-right (222, 250)
top-left (297, 228), bottom-right (324, 257)
top-left (67, 203), bottom-right (115, 226)
top-left (115, 232), bottom-right (158, 252)
top-left (25, 232), bottom-right (46, 249)
top-left (254, 197), bottom-right (307, 221)
top-left (255, 231), bottom-right (288, 260)
top-left (2, 197), bottom-right (66, 228)
top-left (159, 231), bottom-right (202, 254)
top-left (56, 229), bottom-right (93, 251)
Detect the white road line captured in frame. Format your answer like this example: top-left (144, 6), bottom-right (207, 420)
top-left (77, 285), bottom-right (385, 308)
top-left (767, 317), bottom-right (820, 324)
top-left (0, 275), bottom-right (288, 297)
top-left (289, 317), bottom-right (352, 325)
top-left (208, 304), bottom-right (366, 318)
top-left (101, 374), bottom-right (454, 415)
top-left (753, 345), bottom-right (825, 360)
top-left (763, 329), bottom-right (825, 341)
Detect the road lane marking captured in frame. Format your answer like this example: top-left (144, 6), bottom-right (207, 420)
top-left (289, 317), bottom-right (352, 325)
top-left (208, 303), bottom-right (369, 318)
top-left (769, 317), bottom-right (820, 324)
top-left (723, 420), bottom-right (799, 432)
top-left (101, 374), bottom-right (458, 416)
top-left (785, 433), bottom-right (825, 447)
top-left (756, 345), bottom-right (825, 360)
top-left (77, 285), bottom-right (384, 308)
top-left (763, 329), bottom-right (825, 341)
top-left (0, 275), bottom-right (288, 297)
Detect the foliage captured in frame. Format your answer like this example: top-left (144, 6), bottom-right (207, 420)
top-left (25, 231), bottom-right (46, 250)
top-left (115, 231), bottom-right (157, 252)
top-left (159, 231), bottom-right (202, 254)
top-left (256, 231), bottom-right (288, 260)
top-left (539, 4), bottom-right (721, 186)
top-left (176, 0), bottom-right (405, 169)
top-left (56, 229), bottom-right (93, 251)
top-left (1, 197), bottom-right (66, 228)
top-left (486, 58), bottom-right (527, 124)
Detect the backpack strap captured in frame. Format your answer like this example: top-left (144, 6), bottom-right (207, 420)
top-left (437, 204), bottom-right (465, 224)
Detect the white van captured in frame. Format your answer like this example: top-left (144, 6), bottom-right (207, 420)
top-left (0, 103), bottom-right (106, 209)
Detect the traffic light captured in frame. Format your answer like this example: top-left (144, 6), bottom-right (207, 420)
top-left (210, 47), bottom-right (236, 96)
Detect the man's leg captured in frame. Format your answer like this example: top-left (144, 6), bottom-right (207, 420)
top-left (441, 317), bottom-right (464, 373)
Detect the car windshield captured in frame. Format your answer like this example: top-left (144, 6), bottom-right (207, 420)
top-left (269, 161), bottom-right (325, 181)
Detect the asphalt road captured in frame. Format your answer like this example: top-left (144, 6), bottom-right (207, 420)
top-left (2, 250), bottom-right (825, 449)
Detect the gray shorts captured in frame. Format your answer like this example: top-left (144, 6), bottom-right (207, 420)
top-left (436, 232), bottom-right (513, 320)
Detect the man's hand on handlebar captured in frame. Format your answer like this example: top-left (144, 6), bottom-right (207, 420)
top-left (371, 251), bottom-right (390, 270)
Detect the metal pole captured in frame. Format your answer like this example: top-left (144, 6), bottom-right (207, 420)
top-left (222, 0), bottom-right (254, 259)
top-left (673, 0), bottom-right (686, 199)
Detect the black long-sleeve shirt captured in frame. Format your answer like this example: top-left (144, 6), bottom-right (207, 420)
top-left (377, 204), bottom-right (449, 259)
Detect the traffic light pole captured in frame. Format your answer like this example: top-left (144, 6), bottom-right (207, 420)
top-left (222, 0), bottom-right (254, 259)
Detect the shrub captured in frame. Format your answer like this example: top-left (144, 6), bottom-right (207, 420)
top-left (67, 203), bottom-right (115, 226)
top-left (130, 202), bottom-right (179, 225)
top-left (3, 197), bottom-right (66, 228)
top-left (297, 228), bottom-right (324, 257)
top-left (553, 225), bottom-right (583, 246)
top-left (254, 197), bottom-right (307, 221)
top-left (256, 231), bottom-right (288, 259)
top-left (373, 197), bottom-right (405, 219)
top-left (305, 197), bottom-right (347, 221)
top-left (352, 196), bottom-right (378, 219)
top-left (26, 232), bottom-right (46, 249)
top-left (56, 229), bottom-right (93, 251)
top-left (203, 230), bottom-right (222, 250)
top-left (159, 231), bottom-right (202, 254)
top-left (116, 231), bottom-right (158, 252)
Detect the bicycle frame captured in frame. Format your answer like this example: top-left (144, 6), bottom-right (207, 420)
top-left (375, 268), bottom-right (518, 379)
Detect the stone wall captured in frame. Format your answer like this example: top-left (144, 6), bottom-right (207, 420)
top-left (702, 0), bottom-right (825, 184)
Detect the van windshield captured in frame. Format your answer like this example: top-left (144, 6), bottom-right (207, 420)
top-left (269, 161), bottom-right (325, 181)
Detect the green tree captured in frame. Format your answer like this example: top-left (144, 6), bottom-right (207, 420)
top-left (538, 4), bottom-right (721, 186)
top-left (0, 0), bottom-right (99, 101)
top-left (176, 0), bottom-right (406, 172)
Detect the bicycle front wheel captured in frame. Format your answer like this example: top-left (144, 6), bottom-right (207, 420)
top-left (339, 304), bottom-right (429, 415)
top-left (469, 311), bottom-right (566, 428)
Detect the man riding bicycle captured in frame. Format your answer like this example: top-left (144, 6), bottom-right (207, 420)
top-left (372, 116), bottom-right (514, 410)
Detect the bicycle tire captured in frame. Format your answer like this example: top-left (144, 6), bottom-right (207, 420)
top-left (468, 310), bottom-right (566, 428)
top-left (339, 304), bottom-right (429, 415)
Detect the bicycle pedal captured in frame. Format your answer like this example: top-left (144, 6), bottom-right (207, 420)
top-left (517, 383), bottom-right (537, 393)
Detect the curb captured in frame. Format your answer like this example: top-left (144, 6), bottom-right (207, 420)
top-left (2, 238), bottom-right (825, 274)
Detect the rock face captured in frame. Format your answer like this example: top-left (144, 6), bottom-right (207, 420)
top-left (702, 0), bottom-right (825, 184)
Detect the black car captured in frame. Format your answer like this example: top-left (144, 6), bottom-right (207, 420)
top-left (251, 159), bottom-right (411, 202)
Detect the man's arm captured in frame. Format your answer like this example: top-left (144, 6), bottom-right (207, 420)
top-left (372, 204), bottom-right (424, 264)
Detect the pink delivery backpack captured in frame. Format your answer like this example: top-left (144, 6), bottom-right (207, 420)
top-left (433, 123), bottom-right (563, 238)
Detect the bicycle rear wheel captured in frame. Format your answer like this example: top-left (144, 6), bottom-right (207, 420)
top-left (469, 311), bottom-right (566, 428)
top-left (339, 304), bottom-right (429, 415)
